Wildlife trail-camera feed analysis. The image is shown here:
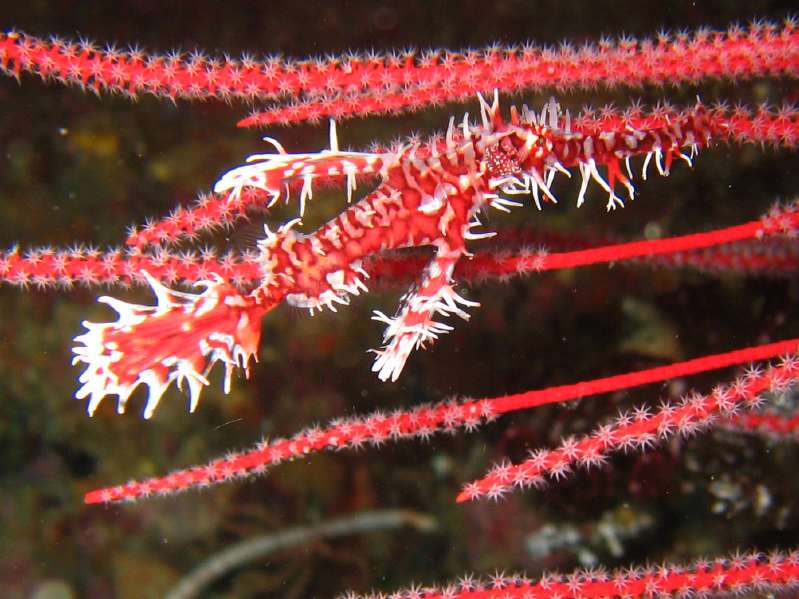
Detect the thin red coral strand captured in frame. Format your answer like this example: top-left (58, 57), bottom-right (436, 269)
top-left (83, 337), bottom-right (799, 504)
top-left (238, 18), bottom-right (799, 126)
top-left (457, 350), bottom-right (799, 502)
top-left (3, 19), bottom-right (798, 124)
top-left (4, 200), bottom-right (797, 288)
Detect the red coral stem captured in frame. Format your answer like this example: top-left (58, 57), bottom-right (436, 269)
top-left (84, 337), bottom-right (799, 504)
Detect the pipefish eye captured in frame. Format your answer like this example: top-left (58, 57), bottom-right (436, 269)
top-left (485, 141), bottom-right (521, 178)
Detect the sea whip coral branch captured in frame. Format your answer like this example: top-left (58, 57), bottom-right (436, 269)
top-left (342, 550), bottom-right (799, 599)
top-left (723, 409), bottom-right (799, 439)
top-left (456, 351), bottom-right (799, 503)
top-left (0, 246), bottom-right (263, 289)
top-left (4, 19), bottom-right (798, 119)
top-left (84, 337), bottom-right (799, 503)
top-left (245, 19), bottom-right (799, 127)
top-left (124, 188), bottom-right (274, 250)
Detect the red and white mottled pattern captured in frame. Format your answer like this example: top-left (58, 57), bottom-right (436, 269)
top-left (73, 272), bottom-right (266, 418)
top-left (73, 95), bottom-right (716, 416)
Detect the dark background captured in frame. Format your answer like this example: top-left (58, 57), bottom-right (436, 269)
top-left (1, 1), bottom-right (798, 597)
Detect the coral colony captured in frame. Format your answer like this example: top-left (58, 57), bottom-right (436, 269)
top-left (2, 18), bottom-right (799, 598)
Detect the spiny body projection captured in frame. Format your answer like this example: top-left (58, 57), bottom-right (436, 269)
top-left (73, 94), bottom-right (715, 418)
